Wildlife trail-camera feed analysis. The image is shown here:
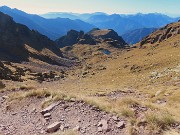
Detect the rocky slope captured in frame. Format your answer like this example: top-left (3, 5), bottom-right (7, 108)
top-left (140, 20), bottom-right (180, 46)
top-left (0, 12), bottom-right (66, 65)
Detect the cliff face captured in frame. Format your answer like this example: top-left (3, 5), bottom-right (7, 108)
top-left (0, 12), bottom-right (63, 64)
top-left (140, 21), bottom-right (180, 46)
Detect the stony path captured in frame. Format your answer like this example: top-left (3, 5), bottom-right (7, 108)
top-left (0, 95), bottom-right (127, 135)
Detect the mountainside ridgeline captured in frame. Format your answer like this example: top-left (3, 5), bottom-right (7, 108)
top-left (140, 20), bottom-right (180, 45)
top-left (0, 12), bottom-right (63, 65)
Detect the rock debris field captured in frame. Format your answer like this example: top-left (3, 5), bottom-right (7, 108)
top-left (0, 96), bottom-right (126, 135)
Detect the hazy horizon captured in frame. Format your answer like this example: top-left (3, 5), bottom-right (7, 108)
top-left (0, 0), bottom-right (180, 17)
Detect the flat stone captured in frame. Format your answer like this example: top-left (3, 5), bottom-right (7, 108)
top-left (41, 102), bottom-right (59, 115)
top-left (46, 122), bottom-right (60, 133)
top-left (44, 113), bottom-right (51, 118)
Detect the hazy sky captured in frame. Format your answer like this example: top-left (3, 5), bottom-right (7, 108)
top-left (0, 0), bottom-right (179, 16)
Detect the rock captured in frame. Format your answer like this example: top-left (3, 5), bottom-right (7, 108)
top-left (117, 121), bottom-right (125, 129)
top-left (60, 125), bottom-right (64, 131)
top-left (70, 98), bottom-right (76, 102)
top-left (80, 128), bottom-right (86, 133)
top-left (73, 126), bottom-right (80, 131)
top-left (2, 96), bottom-right (9, 99)
top-left (112, 116), bottom-right (118, 121)
top-left (98, 119), bottom-right (109, 132)
top-left (98, 127), bottom-right (103, 132)
top-left (31, 108), bottom-right (36, 113)
top-left (46, 122), bottom-right (60, 133)
top-left (41, 102), bottom-right (59, 115)
top-left (44, 113), bottom-right (51, 118)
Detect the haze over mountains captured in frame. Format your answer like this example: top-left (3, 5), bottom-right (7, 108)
top-left (0, 6), bottom-right (95, 40)
top-left (0, 6), bottom-right (179, 44)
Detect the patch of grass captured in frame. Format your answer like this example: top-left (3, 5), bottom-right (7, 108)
top-left (121, 107), bottom-right (135, 118)
top-left (146, 111), bottom-right (175, 130)
top-left (8, 89), bottom-right (66, 101)
top-left (19, 85), bottom-right (34, 90)
top-left (116, 97), bottom-right (139, 107)
top-left (42, 94), bottom-right (68, 108)
top-left (25, 89), bottom-right (52, 98)
top-left (83, 97), bottom-right (113, 112)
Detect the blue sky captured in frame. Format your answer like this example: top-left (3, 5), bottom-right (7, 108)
top-left (0, 0), bottom-right (180, 16)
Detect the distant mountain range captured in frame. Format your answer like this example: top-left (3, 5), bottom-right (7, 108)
top-left (122, 28), bottom-right (157, 45)
top-left (41, 11), bottom-right (180, 44)
top-left (86, 13), bottom-right (179, 35)
top-left (0, 6), bottom-right (180, 44)
top-left (0, 6), bottom-right (95, 40)
top-left (40, 12), bottom-right (107, 20)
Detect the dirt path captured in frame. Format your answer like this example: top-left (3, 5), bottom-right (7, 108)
top-left (0, 94), bottom-right (127, 135)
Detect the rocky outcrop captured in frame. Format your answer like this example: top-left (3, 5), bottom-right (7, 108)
top-left (56, 29), bottom-right (127, 48)
top-left (0, 12), bottom-right (63, 65)
top-left (88, 29), bottom-right (127, 48)
top-left (55, 30), bottom-right (96, 47)
top-left (0, 61), bottom-right (27, 81)
top-left (140, 21), bottom-right (180, 46)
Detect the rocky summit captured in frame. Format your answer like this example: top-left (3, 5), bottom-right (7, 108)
top-left (88, 29), bottom-right (127, 47)
top-left (55, 30), bottom-right (96, 47)
top-left (56, 28), bottom-right (127, 48)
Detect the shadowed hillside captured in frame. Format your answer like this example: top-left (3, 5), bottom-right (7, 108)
top-left (0, 12), bottom-right (64, 65)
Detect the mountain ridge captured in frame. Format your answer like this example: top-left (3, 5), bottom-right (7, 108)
top-left (0, 6), bottom-right (95, 40)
